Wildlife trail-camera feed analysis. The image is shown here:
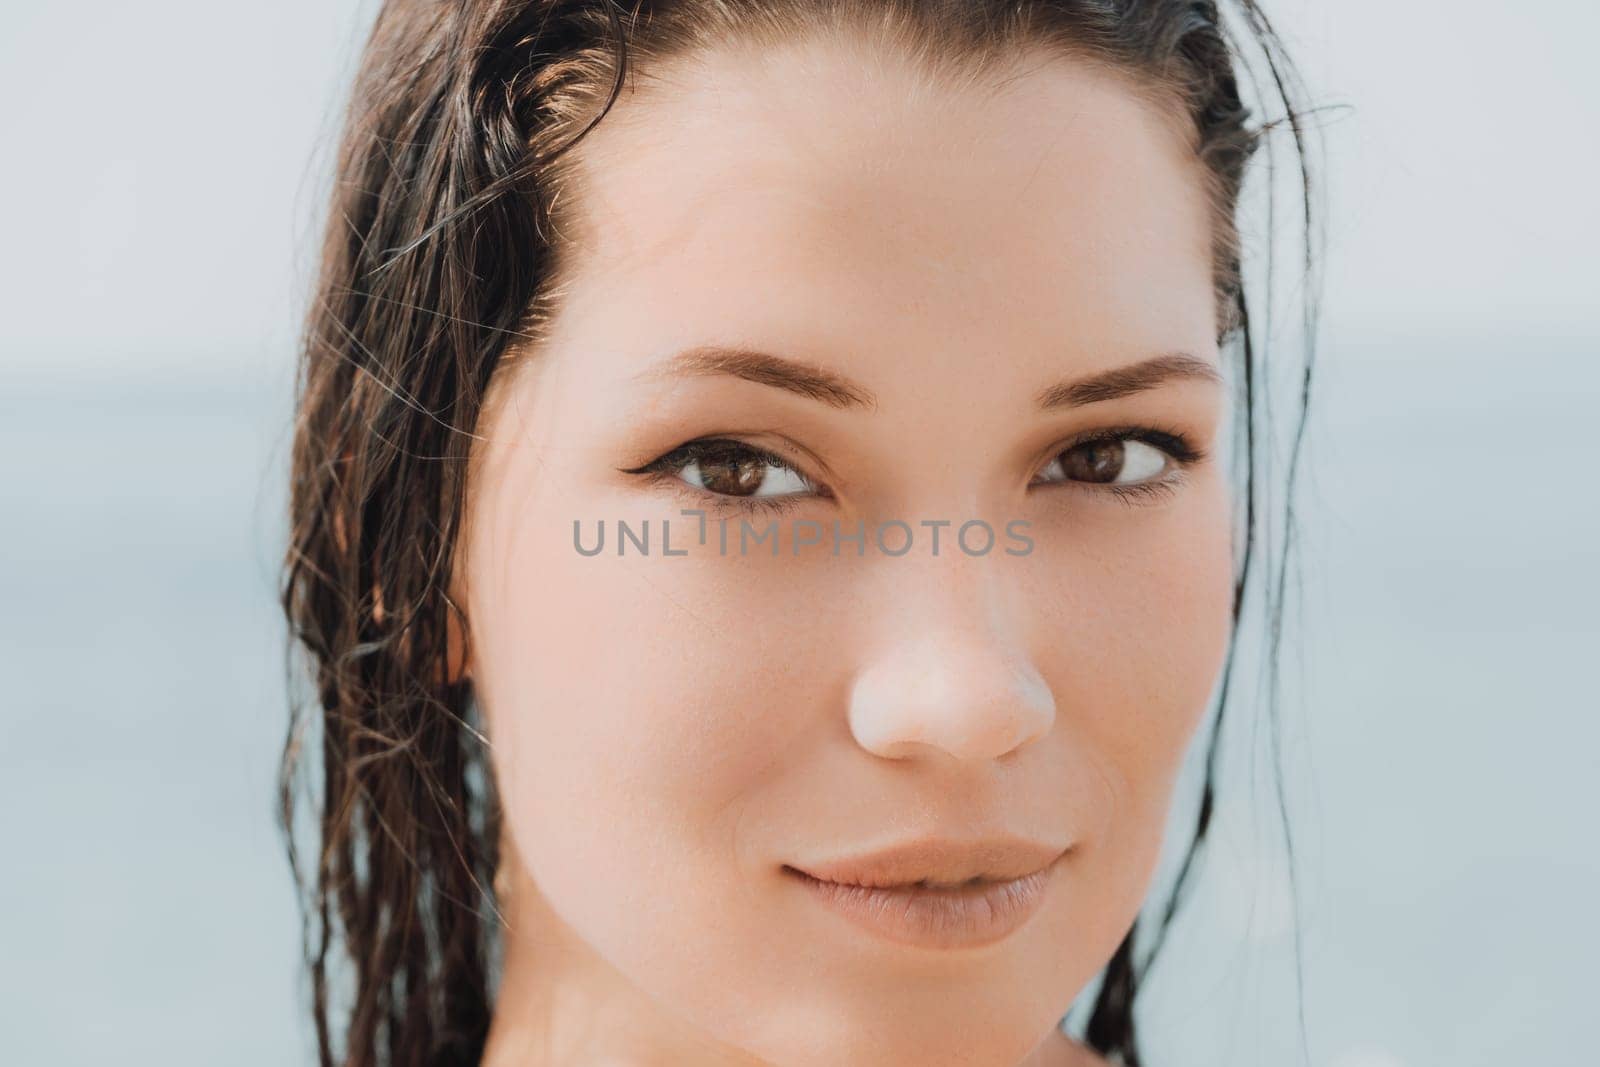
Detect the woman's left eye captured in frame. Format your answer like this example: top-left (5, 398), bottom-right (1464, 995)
top-left (1030, 428), bottom-right (1204, 504)
top-left (1034, 438), bottom-right (1170, 486)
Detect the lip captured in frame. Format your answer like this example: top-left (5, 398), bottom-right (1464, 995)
top-left (788, 834), bottom-right (1069, 888)
top-left (783, 835), bottom-right (1069, 950)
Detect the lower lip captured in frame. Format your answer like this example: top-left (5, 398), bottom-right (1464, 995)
top-left (785, 857), bottom-right (1061, 950)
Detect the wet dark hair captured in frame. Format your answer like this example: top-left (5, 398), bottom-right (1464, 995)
top-left (279, 1), bottom-right (1321, 1064)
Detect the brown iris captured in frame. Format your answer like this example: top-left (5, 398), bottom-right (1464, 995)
top-left (1057, 440), bottom-right (1126, 483)
top-left (694, 445), bottom-right (768, 496)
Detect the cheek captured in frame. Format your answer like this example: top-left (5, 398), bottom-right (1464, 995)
top-left (488, 550), bottom-right (796, 850)
top-left (1032, 467), bottom-right (1235, 937)
top-left (468, 496), bottom-right (818, 963)
top-left (1085, 476), bottom-right (1232, 781)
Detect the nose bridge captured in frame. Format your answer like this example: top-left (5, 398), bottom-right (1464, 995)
top-left (846, 549), bottom-right (1055, 763)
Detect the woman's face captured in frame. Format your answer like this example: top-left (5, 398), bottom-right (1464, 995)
top-left (459, 35), bottom-right (1233, 1067)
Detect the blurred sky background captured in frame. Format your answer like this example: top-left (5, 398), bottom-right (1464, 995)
top-left (2, 1), bottom-right (1596, 1065)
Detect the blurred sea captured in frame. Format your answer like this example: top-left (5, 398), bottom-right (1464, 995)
top-left (2, 334), bottom-right (1596, 1065)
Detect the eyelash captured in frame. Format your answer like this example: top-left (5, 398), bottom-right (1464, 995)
top-left (621, 439), bottom-right (827, 518)
top-left (1035, 423), bottom-right (1209, 509)
top-left (622, 425), bottom-right (1207, 516)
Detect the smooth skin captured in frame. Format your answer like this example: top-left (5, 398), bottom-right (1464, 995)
top-left (455, 28), bottom-right (1233, 1067)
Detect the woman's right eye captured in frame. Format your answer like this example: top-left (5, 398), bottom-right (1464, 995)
top-left (623, 439), bottom-right (825, 509)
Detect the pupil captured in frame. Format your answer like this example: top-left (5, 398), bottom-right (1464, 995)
top-left (1064, 440), bottom-right (1124, 483)
top-left (699, 448), bottom-right (765, 496)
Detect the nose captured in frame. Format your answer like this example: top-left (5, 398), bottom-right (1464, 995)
top-left (845, 553), bottom-right (1056, 763)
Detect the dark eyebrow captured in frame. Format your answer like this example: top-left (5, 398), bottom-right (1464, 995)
top-left (634, 345), bottom-right (1221, 413)
top-left (1035, 352), bottom-right (1223, 410)
top-left (633, 345), bottom-right (879, 411)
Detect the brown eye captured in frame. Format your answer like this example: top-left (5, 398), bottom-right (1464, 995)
top-left (675, 442), bottom-right (811, 499)
top-left (1036, 438), bottom-right (1168, 486)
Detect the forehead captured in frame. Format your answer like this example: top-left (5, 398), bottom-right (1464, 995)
top-left (546, 35), bottom-right (1216, 372)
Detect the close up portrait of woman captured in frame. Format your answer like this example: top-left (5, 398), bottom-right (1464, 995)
top-left (278, 1), bottom-right (1319, 1065)
top-left (14, 0), bottom-right (1598, 1064)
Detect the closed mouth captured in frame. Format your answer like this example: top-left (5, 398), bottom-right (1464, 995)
top-left (782, 835), bottom-right (1069, 890)
top-left (784, 866), bottom-right (1030, 892)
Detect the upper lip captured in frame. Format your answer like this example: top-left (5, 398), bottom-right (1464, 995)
top-left (787, 834), bottom-right (1069, 888)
